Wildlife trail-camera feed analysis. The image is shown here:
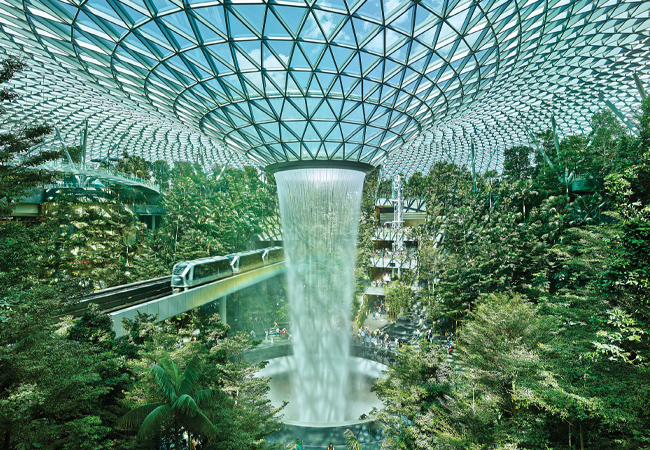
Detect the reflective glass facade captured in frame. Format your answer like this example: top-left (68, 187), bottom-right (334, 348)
top-left (0, 0), bottom-right (648, 175)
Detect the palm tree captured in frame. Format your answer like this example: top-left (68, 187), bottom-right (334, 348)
top-left (119, 354), bottom-right (224, 449)
top-left (344, 429), bottom-right (364, 450)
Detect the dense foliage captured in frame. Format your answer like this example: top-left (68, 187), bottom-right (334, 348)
top-left (371, 102), bottom-right (650, 449)
top-left (1, 58), bottom-right (284, 449)
top-left (0, 56), bottom-right (60, 217)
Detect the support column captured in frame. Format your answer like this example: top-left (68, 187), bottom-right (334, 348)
top-left (219, 295), bottom-right (227, 324)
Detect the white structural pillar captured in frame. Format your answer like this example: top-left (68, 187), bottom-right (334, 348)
top-left (391, 174), bottom-right (405, 278)
top-left (110, 262), bottom-right (286, 336)
top-left (219, 295), bottom-right (227, 324)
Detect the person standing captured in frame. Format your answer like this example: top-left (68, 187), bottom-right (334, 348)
top-left (327, 444), bottom-right (334, 450)
top-left (296, 439), bottom-right (303, 450)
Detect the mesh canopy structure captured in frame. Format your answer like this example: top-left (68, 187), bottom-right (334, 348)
top-left (0, 0), bottom-right (649, 176)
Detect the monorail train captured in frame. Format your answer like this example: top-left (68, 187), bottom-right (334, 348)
top-left (171, 246), bottom-right (284, 290)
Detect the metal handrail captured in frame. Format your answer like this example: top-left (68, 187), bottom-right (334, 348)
top-left (38, 160), bottom-right (160, 192)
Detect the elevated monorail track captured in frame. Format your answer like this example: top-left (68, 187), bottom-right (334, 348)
top-left (60, 276), bottom-right (172, 318)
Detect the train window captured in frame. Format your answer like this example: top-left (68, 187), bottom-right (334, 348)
top-left (173, 264), bottom-right (188, 275)
top-left (217, 258), bottom-right (230, 272)
top-left (240, 251), bottom-right (263, 266)
top-left (206, 261), bottom-right (218, 274)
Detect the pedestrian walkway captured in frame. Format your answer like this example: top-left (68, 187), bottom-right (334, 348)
top-left (360, 313), bottom-right (389, 331)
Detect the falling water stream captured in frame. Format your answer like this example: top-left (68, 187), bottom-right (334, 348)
top-left (275, 168), bottom-right (365, 424)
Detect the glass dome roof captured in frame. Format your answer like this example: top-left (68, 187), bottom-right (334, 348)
top-left (0, 0), bottom-right (648, 176)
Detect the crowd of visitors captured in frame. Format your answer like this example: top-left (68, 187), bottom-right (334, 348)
top-left (261, 321), bottom-right (291, 343)
top-left (372, 248), bottom-right (419, 259)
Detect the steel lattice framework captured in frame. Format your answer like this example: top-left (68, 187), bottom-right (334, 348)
top-left (0, 0), bottom-right (649, 176)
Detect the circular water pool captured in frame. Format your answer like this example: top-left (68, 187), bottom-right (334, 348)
top-left (257, 355), bottom-right (386, 428)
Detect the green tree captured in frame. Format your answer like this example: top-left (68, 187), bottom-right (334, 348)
top-left (502, 145), bottom-right (533, 180)
top-left (152, 160), bottom-right (171, 189)
top-left (406, 171), bottom-right (426, 196)
top-left (371, 343), bottom-right (456, 450)
top-left (384, 284), bottom-right (412, 321)
top-left (115, 151), bottom-right (152, 180)
top-left (0, 56), bottom-right (60, 216)
top-left (0, 287), bottom-right (113, 450)
top-left (119, 354), bottom-right (223, 449)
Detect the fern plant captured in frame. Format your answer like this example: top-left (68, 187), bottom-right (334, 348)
top-left (119, 354), bottom-right (225, 449)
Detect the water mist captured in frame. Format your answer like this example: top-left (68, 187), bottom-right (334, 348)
top-left (275, 168), bottom-right (365, 424)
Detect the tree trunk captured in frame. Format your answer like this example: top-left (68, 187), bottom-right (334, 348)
top-left (3, 425), bottom-right (11, 450)
top-left (580, 422), bottom-right (584, 450)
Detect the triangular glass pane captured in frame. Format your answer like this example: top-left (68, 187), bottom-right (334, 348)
top-left (237, 40), bottom-right (262, 65)
top-left (281, 100), bottom-right (305, 119)
top-left (388, 42), bottom-right (409, 64)
top-left (292, 121), bottom-right (309, 138)
top-left (447, 6), bottom-right (470, 32)
top-left (352, 17), bottom-right (377, 44)
top-left (285, 75), bottom-right (301, 94)
top-left (205, 52), bottom-right (232, 74)
top-left (303, 122), bottom-right (320, 140)
top-left (289, 47), bottom-right (310, 69)
top-left (324, 141), bottom-right (342, 159)
top-left (236, 5), bottom-right (266, 34)
top-left (251, 103), bottom-right (274, 122)
top-left (356, 0), bottom-right (382, 21)
top-left (162, 11), bottom-right (193, 34)
top-left (421, 0), bottom-right (445, 16)
top-left (299, 42), bottom-right (323, 67)
top-left (170, 30), bottom-right (194, 50)
top-left (344, 53), bottom-right (362, 77)
top-left (340, 121), bottom-right (360, 138)
top-left (291, 96), bottom-right (307, 115)
top-left (259, 122), bottom-right (280, 139)
top-left (341, 99), bottom-right (362, 118)
top-left (306, 97), bottom-right (323, 116)
top-left (318, 48), bottom-right (337, 71)
top-left (313, 100), bottom-right (334, 120)
top-left (266, 40), bottom-right (293, 65)
top-left (349, 128), bottom-right (365, 143)
top-left (227, 10), bottom-right (256, 38)
top-left (314, 10), bottom-right (345, 40)
top-left (194, 19), bottom-right (222, 44)
top-left (284, 142), bottom-right (301, 159)
top-left (316, 72), bottom-right (336, 93)
top-left (313, 120), bottom-right (334, 137)
top-left (139, 20), bottom-right (168, 42)
top-left (150, 0), bottom-right (176, 15)
top-left (243, 72), bottom-right (264, 95)
top-left (264, 10), bottom-right (291, 38)
top-left (415, 4), bottom-right (437, 32)
top-left (265, 71), bottom-right (286, 91)
top-left (390, 6), bottom-right (414, 35)
top-left (339, 74), bottom-right (358, 95)
top-left (221, 74), bottom-right (245, 97)
top-left (327, 98), bottom-right (343, 117)
top-left (281, 123), bottom-right (299, 140)
top-left (262, 44), bottom-right (285, 69)
top-left (234, 47), bottom-right (256, 71)
top-left (272, 5), bottom-right (306, 36)
top-left (332, 18), bottom-right (355, 45)
top-left (366, 31), bottom-right (384, 54)
top-left (199, 6), bottom-right (226, 30)
top-left (292, 71), bottom-right (312, 92)
top-left (326, 126), bottom-right (343, 142)
top-left (299, 11), bottom-right (325, 41)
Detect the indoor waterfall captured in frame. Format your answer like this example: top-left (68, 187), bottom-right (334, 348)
top-left (275, 168), bottom-right (365, 424)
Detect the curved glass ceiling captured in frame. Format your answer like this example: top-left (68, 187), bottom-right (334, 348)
top-left (0, 0), bottom-right (649, 175)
